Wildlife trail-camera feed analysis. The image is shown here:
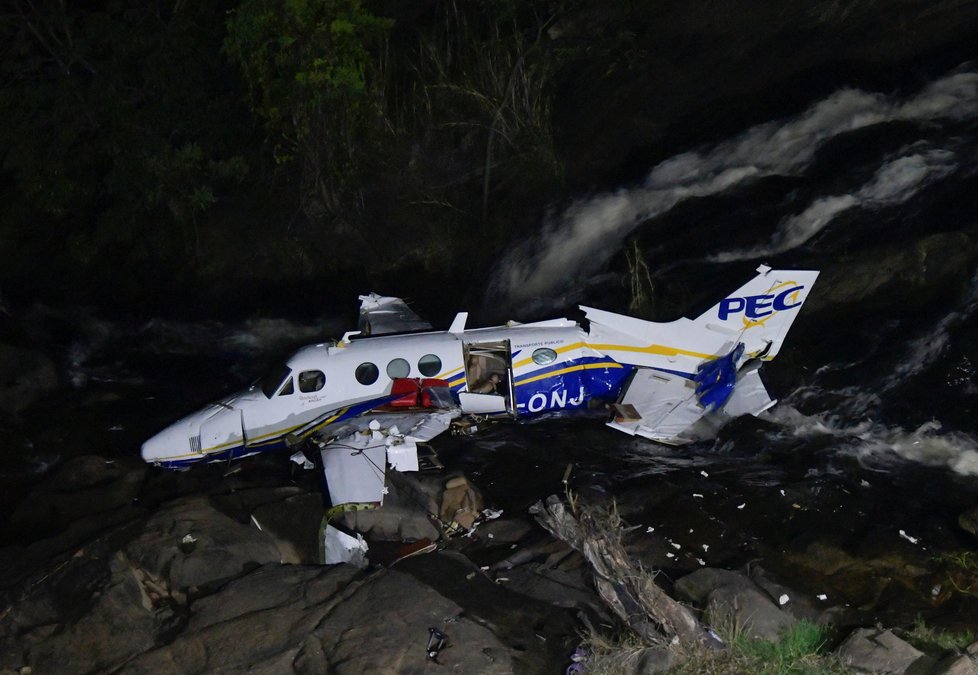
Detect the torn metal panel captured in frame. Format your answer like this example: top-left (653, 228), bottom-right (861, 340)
top-left (322, 523), bottom-right (369, 567)
top-left (321, 434), bottom-right (388, 507)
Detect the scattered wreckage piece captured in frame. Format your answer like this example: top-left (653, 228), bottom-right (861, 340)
top-left (530, 494), bottom-right (708, 648)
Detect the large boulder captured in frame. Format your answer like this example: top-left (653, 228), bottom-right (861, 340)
top-left (124, 496), bottom-right (282, 595)
top-left (333, 472), bottom-right (442, 542)
top-left (5, 551), bottom-right (184, 674)
top-left (835, 627), bottom-right (934, 674)
top-left (674, 567), bottom-right (795, 640)
top-left (121, 562), bottom-right (536, 674)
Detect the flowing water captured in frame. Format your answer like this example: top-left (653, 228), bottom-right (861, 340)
top-left (5, 61), bottom-right (978, 631)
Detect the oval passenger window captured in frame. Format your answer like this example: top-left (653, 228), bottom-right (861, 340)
top-left (298, 370), bottom-right (325, 393)
top-left (418, 354), bottom-right (442, 377)
top-left (387, 358), bottom-right (410, 379)
top-left (532, 348), bottom-right (558, 365)
top-left (356, 362), bottom-right (379, 385)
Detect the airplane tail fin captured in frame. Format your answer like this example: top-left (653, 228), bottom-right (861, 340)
top-left (582, 265), bottom-right (818, 372)
top-left (698, 265), bottom-right (819, 360)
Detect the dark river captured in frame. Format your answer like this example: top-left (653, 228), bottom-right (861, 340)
top-left (4, 61), bottom-right (978, 632)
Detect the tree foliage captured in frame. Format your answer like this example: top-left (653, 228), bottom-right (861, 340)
top-left (0, 0), bottom-right (250, 292)
top-left (225, 0), bottom-right (393, 217)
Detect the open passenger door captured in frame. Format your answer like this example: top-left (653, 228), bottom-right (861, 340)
top-left (459, 340), bottom-right (514, 415)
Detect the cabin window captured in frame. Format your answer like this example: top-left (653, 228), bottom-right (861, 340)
top-left (418, 354), bottom-right (442, 377)
top-left (260, 365), bottom-right (292, 398)
top-left (298, 370), bottom-right (325, 393)
top-left (386, 358), bottom-right (410, 379)
top-left (355, 362), bottom-right (379, 385)
top-left (278, 378), bottom-right (294, 396)
top-left (532, 348), bottom-right (558, 365)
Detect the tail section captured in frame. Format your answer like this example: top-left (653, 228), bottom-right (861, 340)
top-left (699, 265), bottom-right (819, 360)
top-left (583, 265), bottom-right (818, 373)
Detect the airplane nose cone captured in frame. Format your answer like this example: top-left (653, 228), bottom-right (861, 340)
top-left (141, 417), bottom-right (199, 466)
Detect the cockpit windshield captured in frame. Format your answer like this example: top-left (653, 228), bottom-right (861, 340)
top-left (260, 365), bottom-right (293, 399)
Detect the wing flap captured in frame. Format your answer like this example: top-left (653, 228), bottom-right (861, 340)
top-left (607, 369), bottom-right (702, 445)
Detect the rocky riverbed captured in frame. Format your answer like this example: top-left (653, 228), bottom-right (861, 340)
top-left (3, 409), bottom-right (978, 673)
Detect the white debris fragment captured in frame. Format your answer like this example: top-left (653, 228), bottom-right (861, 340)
top-left (697, 558), bottom-right (706, 566)
top-left (288, 451), bottom-right (315, 470)
top-left (322, 525), bottom-right (369, 568)
top-left (181, 534), bottom-right (198, 545)
top-left (487, 533), bottom-right (494, 539)
top-left (693, 493), bottom-right (704, 499)
top-left (482, 508), bottom-right (503, 520)
top-left (702, 544), bottom-right (710, 552)
top-left (646, 526), bottom-right (655, 534)
top-left (817, 594), bottom-right (828, 601)
top-left (700, 470), bottom-right (709, 478)
top-left (779, 594), bottom-right (789, 606)
top-left (860, 479), bottom-right (870, 487)
top-left (666, 552), bottom-right (675, 558)
top-left (671, 542), bottom-right (682, 550)
top-left (688, 529), bottom-right (694, 534)
top-left (899, 529), bottom-right (919, 545)
top-left (737, 503), bottom-right (746, 510)
top-left (779, 489), bottom-right (786, 497)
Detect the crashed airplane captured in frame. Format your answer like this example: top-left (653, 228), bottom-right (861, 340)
top-left (141, 265), bottom-right (818, 509)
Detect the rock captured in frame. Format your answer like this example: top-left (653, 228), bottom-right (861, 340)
top-left (124, 496), bottom-right (282, 594)
top-left (498, 560), bottom-right (600, 613)
top-left (0, 343), bottom-right (58, 414)
top-left (335, 472), bottom-right (441, 542)
top-left (748, 564), bottom-right (823, 623)
top-left (630, 646), bottom-right (679, 674)
top-left (836, 627), bottom-right (934, 674)
top-left (20, 552), bottom-right (183, 674)
top-left (958, 506), bottom-right (978, 539)
top-left (0, 503), bottom-right (148, 592)
top-left (675, 567), bottom-right (795, 641)
top-left (673, 568), bottom-right (745, 604)
top-left (7, 455), bottom-right (147, 537)
top-left (250, 492), bottom-right (325, 564)
top-left (805, 232), bottom-right (978, 315)
top-left (475, 516), bottom-right (534, 544)
top-left (933, 654), bottom-right (978, 675)
top-left (704, 584), bottom-right (795, 641)
top-left (120, 563), bottom-right (532, 674)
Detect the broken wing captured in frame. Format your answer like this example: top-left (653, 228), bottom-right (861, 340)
top-left (313, 409), bottom-right (459, 507)
top-left (357, 294), bottom-right (432, 336)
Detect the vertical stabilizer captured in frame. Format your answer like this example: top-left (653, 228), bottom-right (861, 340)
top-left (697, 265), bottom-right (819, 359)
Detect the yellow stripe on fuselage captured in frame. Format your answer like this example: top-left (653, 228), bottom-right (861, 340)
top-left (588, 342), bottom-right (714, 360)
top-left (515, 361), bottom-right (624, 387)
